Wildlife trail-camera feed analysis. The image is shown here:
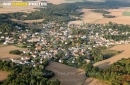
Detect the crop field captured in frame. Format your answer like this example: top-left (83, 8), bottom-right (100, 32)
top-left (66, 0), bottom-right (84, 3)
top-left (46, 62), bottom-right (85, 85)
top-left (93, 44), bottom-right (130, 69)
top-left (69, 7), bottom-right (130, 25)
top-left (123, 12), bottom-right (130, 16)
top-left (0, 45), bottom-right (26, 60)
top-left (45, 0), bottom-right (84, 4)
top-left (0, 71), bottom-right (9, 82)
top-left (46, 62), bottom-right (106, 85)
top-left (0, 7), bottom-right (37, 14)
top-left (11, 18), bottom-right (44, 23)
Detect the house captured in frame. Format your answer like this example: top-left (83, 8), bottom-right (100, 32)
top-left (85, 59), bottom-right (90, 63)
top-left (35, 46), bottom-right (42, 50)
top-left (3, 42), bottom-right (7, 45)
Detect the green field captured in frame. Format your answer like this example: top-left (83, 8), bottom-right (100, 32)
top-left (123, 12), bottom-right (130, 16)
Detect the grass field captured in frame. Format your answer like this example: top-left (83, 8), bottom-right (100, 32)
top-left (0, 45), bottom-right (26, 60)
top-left (123, 12), bottom-right (130, 16)
top-left (93, 44), bottom-right (130, 69)
top-left (0, 71), bottom-right (9, 82)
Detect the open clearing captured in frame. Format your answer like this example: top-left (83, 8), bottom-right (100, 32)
top-left (11, 19), bottom-right (44, 24)
top-left (123, 12), bottom-right (130, 16)
top-left (0, 7), bottom-right (37, 14)
top-left (0, 45), bottom-right (25, 60)
top-left (45, 0), bottom-right (66, 4)
top-left (94, 44), bottom-right (130, 69)
top-left (11, 19), bottom-right (42, 28)
top-left (46, 62), bottom-right (106, 85)
top-left (45, 0), bottom-right (85, 4)
top-left (0, 71), bottom-right (9, 82)
top-left (46, 62), bottom-right (85, 85)
top-left (69, 7), bottom-right (130, 25)
top-left (69, 9), bottom-right (103, 24)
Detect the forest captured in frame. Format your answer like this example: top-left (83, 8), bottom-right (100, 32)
top-left (0, 60), bottom-right (61, 85)
top-left (2, 0), bottom-right (130, 23)
top-left (84, 58), bottom-right (130, 85)
top-left (92, 9), bottom-right (115, 18)
top-left (0, 15), bottom-right (25, 33)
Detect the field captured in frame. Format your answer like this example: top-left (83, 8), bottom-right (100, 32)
top-left (69, 7), bottom-right (130, 25)
top-left (46, 62), bottom-right (85, 85)
top-left (44, 0), bottom-right (84, 4)
top-left (11, 19), bottom-right (43, 28)
top-left (69, 9), bottom-right (103, 24)
top-left (0, 7), bottom-right (37, 14)
top-left (46, 62), bottom-right (106, 85)
top-left (0, 71), bottom-right (9, 82)
top-left (0, 2), bottom-right (38, 14)
top-left (123, 12), bottom-right (130, 16)
top-left (0, 45), bottom-right (26, 60)
top-left (11, 19), bottom-right (44, 24)
top-left (44, 0), bottom-right (66, 4)
top-left (93, 44), bottom-right (130, 69)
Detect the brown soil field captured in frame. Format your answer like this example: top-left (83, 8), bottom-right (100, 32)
top-left (83, 78), bottom-right (108, 85)
top-left (11, 19), bottom-right (44, 23)
top-left (69, 7), bottom-right (130, 25)
top-left (45, 0), bottom-right (66, 5)
top-left (94, 17), bottom-right (130, 25)
top-left (11, 19), bottom-right (42, 28)
top-left (23, 19), bottom-right (44, 23)
top-left (0, 45), bottom-right (25, 60)
top-left (68, 8), bottom-right (104, 25)
top-left (46, 62), bottom-right (106, 85)
top-left (0, 7), bottom-right (37, 14)
top-left (0, 71), bottom-right (9, 82)
top-left (45, 0), bottom-right (84, 5)
top-left (46, 62), bottom-right (85, 85)
top-left (94, 44), bottom-right (130, 69)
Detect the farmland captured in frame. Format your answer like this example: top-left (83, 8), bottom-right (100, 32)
top-left (0, 71), bottom-right (9, 82)
top-left (45, 0), bottom-right (84, 4)
top-left (46, 62), bottom-right (107, 85)
top-left (11, 19), bottom-right (44, 24)
top-left (0, 7), bottom-right (37, 14)
top-left (69, 7), bottom-right (130, 25)
top-left (123, 12), bottom-right (130, 16)
top-left (93, 44), bottom-right (130, 69)
top-left (46, 62), bottom-right (85, 85)
top-left (0, 45), bottom-right (26, 60)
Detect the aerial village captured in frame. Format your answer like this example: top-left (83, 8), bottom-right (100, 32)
top-left (1, 22), bottom-right (130, 67)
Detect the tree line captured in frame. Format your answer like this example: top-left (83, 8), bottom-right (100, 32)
top-left (0, 60), bottom-right (61, 85)
top-left (2, 1), bottom-right (130, 23)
